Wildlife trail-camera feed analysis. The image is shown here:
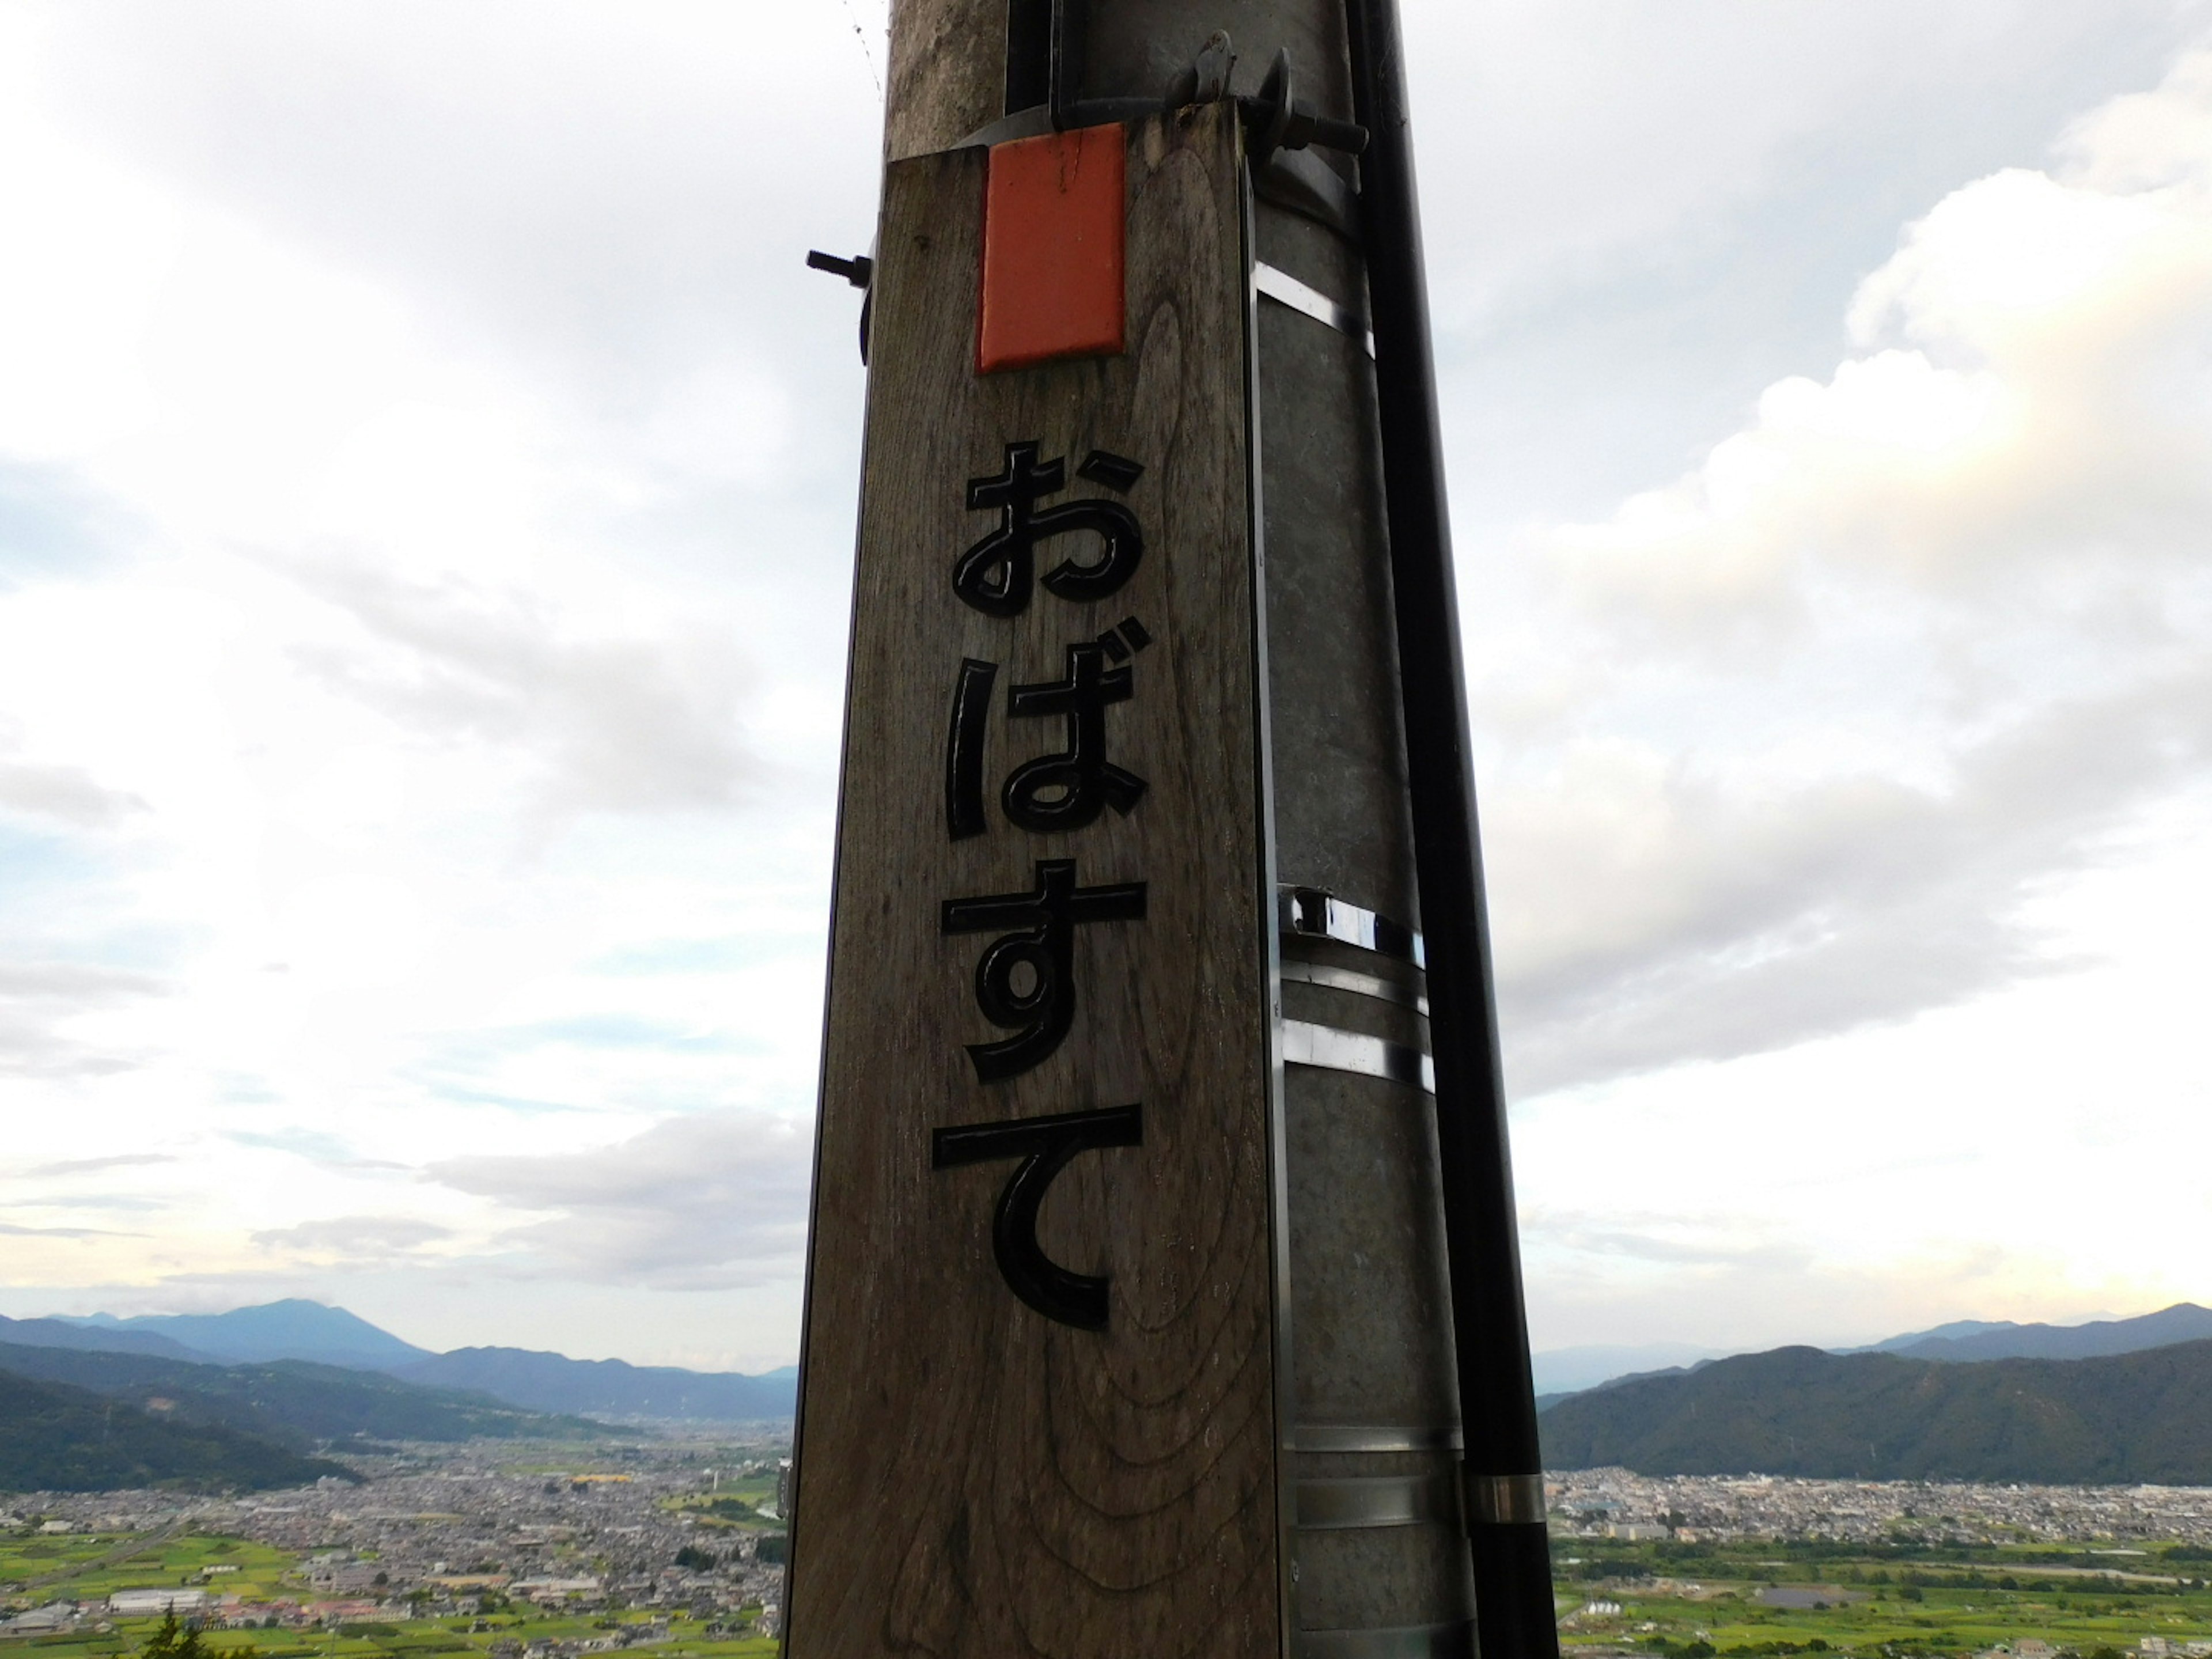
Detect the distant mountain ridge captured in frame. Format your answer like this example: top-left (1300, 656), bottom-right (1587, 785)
top-left (391, 1348), bottom-right (795, 1422)
top-left (1529, 1343), bottom-right (1722, 1396)
top-left (1531, 1303), bottom-right (2212, 1401)
top-left (0, 1342), bottom-right (612, 1450)
top-left (61, 1299), bottom-right (433, 1369)
top-left (5, 1301), bottom-right (797, 1424)
top-left (1538, 1338), bottom-right (2212, 1483)
top-left (0, 1313), bottom-right (214, 1363)
top-left (1872, 1302), bottom-right (2212, 1363)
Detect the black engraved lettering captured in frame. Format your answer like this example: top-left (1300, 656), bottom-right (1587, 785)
top-left (945, 657), bottom-right (998, 840)
top-left (1076, 449), bottom-right (1145, 493)
top-left (954, 441), bottom-right (1145, 617)
top-left (940, 859), bottom-right (1147, 1081)
top-left (932, 1103), bottom-right (1143, 1330)
top-left (1002, 641), bottom-right (1146, 834)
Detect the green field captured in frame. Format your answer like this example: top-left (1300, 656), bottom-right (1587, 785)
top-left (0, 1612), bottom-right (778, 1659)
top-left (1, 1532), bottom-right (776, 1659)
top-left (0, 1533), bottom-right (298, 1604)
top-left (1556, 1535), bottom-right (2212, 1654)
top-left (25, 1524), bottom-right (2212, 1657)
top-left (660, 1465), bottom-right (783, 1536)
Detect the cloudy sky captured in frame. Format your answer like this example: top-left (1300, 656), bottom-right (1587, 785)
top-left (3, 1), bottom-right (2211, 1375)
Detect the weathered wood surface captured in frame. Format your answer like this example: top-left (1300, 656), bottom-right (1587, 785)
top-left (787, 105), bottom-right (1281, 1659)
top-left (883, 0), bottom-right (999, 161)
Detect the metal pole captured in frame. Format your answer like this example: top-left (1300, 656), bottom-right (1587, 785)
top-left (1342, 2), bottom-right (1561, 1653)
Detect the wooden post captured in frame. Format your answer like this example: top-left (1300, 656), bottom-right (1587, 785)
top-left (784, 102), bottom-right (1286, 1659)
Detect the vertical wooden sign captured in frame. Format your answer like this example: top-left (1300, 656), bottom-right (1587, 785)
top-left (786, 104), bottom-right (1283, 1658)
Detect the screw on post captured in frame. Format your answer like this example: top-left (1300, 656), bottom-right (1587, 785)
top-left (1240, 48), bottom-right (1369, 165)
top-left (805, 249), bottom-right (875, 365)
top-left (805, 250), bottom-right (873, 289)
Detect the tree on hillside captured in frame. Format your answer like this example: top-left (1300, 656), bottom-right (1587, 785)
top-left (137, 1609), bottom-right (249, 1659)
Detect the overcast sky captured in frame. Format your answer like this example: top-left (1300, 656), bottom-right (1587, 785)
top-left (3, 1), bottom-right (2211, 1374)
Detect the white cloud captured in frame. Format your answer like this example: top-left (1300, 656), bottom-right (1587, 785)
top-left (427, 1111), bottom-right (812, 1291)
top-left (249, 1215), bottom-right (455, 1263)
top-left (0, 960), bottom-right (164, 1079)
top-left (1480, 45), bottom-right (2212, 1102)
top-left (0, 2), bottom-right (863, 1335)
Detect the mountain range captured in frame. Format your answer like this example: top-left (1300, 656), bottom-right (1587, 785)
top-left (62, 1301), bottom-right (431, 1370)
top-left (0, 1301), bottom-right (798, 1424)
top-left (0, 1302), bottom-right (798, 1494)
top-left (1868, 1302), bottom-right (2212, 1363)
top-left (1537, 1338), bottom-right (2212, 1484)
top-left (0, 1341), bottom-right (611, 1449)
top-left (13, 1296), bottom-right (2212, 1491)
top-left (1531, 1302), bottom-right (2212, 1397)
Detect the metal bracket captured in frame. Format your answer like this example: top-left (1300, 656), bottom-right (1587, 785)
top-left (1253, 146), bottom-right (1362, 240)
top-left (1164, 30), bottom-right (1237, 111)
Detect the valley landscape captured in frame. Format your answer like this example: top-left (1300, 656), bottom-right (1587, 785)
top-left (8, 1300), bottom-right (2212, 1656)
top-left (0, 1303), bottom-right (796, 1658)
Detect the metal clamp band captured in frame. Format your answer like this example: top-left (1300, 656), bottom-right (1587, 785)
top-left (1296, 1474), bottom-right (1460, 1531)
top-left (1283, 1019), bottom-right (1433, 1093)
top-left (1464, 1471), bottom-right (1547, 1526)
top-left (1253, 263), bottom-right (1376, 358)
top-left (1279, 887), bottom-right (1424, 968)
top-left (1291, 1424), bottom-right (1461, 1453)
top-left (1296, 1620), bottom-right (1475, 1659)
top-left (1280, 959), bottom-right (1428, 1016)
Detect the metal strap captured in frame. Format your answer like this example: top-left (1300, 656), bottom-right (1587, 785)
top-left (952, 95), bottom-right (1163, 149)
top-left (1291, 1424), bottom-right (1461, 1453)
top-left (1296, 1620), bottom-right (1475, 1659)
top-left (1253, 262), bottom-right (1376, 357)
top-left (1296, 1474), bottom-right (1460, 1532)
top-left (1279, 887), bottom-right (1425, 967)
top-left (1280, 959), bottom-right (1427, 1015)
top-left (1283, 1019), bottom-right (1433, 1093)
top-left (1464, 1471), bottom-right (1547, 1526)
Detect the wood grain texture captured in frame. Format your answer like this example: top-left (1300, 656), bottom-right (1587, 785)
top-left (787, 105), bottom-right (1281, 1659)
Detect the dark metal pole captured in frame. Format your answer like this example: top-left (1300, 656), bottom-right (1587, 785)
top-left (1342, 3), bottom-right (1561, 1653)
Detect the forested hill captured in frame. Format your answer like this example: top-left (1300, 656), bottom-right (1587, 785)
top-left (0, 1370), bottom-right (351, 1493)
top-left (0, 1343), bottom-right (612, 1450)
top-left (1539, 1338), bottom-right (2212, 1483)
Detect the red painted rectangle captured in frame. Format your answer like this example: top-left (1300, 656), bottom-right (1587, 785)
top-left (978, 122), bottom-right (1126, 373)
